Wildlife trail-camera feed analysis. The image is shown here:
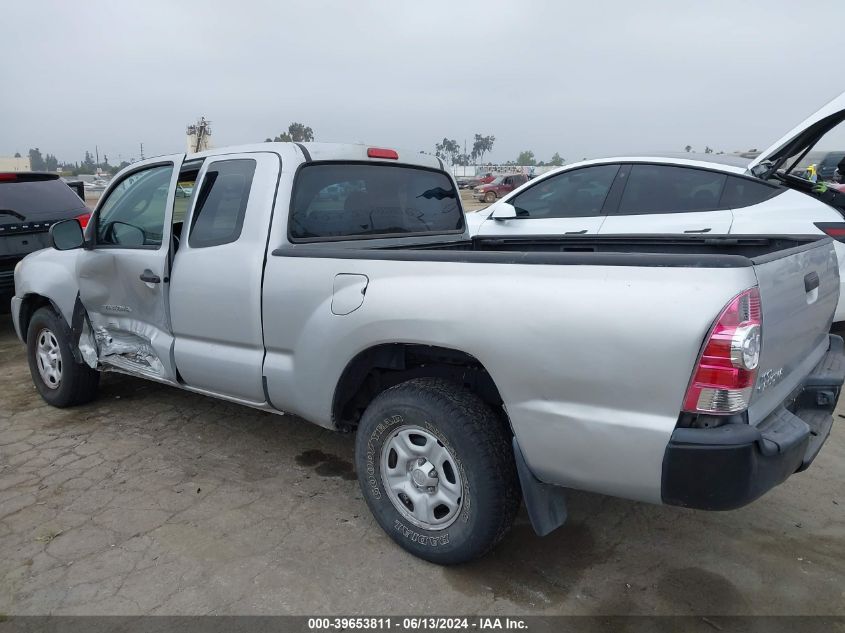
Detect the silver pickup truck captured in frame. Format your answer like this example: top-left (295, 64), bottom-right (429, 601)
top-left (10, 143), bottom-right (845, 564)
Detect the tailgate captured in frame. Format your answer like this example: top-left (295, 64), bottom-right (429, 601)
top-left (747, 238), bottom-right (839, 424)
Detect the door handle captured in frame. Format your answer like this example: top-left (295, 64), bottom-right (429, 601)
top-left (565, 229), bottom-right (588, 235)
top-left (684, 228), bottom-right (712, 234)
top-left (139, 269), bottom-right (161, 284)
top-left (804, 271), bottom-right (820, 293)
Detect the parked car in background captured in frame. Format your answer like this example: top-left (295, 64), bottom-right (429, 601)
top-left (11, 142), bottom-right (844, 564)
top-left (469, 91), bottom-right (845, 321)
top-left (0, 172), bottom-right (90, 310)
top-left (791, 150), bottom-right (845, 181)
top-left (473, 173), bottom-right (529, 203)
top-left (61, 179), bottom-right (85, 201)
top-left (456, 177), bottom-right (481, 189)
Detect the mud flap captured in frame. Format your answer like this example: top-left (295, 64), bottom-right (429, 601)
top-left (512, 437), bottom-right (568, 536)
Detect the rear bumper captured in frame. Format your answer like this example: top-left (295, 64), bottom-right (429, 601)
top-left (661, 334), bottom-right (844, 510)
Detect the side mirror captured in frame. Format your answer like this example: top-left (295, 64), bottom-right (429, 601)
top-left (491, 202), bottom-right (518, 220)
top-left (49, 219), bottom-right (85, 251)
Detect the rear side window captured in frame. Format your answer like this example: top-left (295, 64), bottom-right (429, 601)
top-left (189, 159), bottom-right (256, 248)
top-left (290, 163), bottom-right (463, 241)
top-left (618, 165), bottom-right (727, 214)
top-left (719, 176), bottom-right (780, 209)
top-left (0, 176), bottom-right (88, 219)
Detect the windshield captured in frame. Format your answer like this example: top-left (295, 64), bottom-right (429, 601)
top-left (489, 176), bottom-right (504, 185)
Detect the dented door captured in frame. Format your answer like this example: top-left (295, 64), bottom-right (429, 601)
top-left (76, 154), bottom-right (185, 381)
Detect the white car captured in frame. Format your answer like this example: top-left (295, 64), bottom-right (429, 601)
top-left (469, 91), bottom-right (845, 321)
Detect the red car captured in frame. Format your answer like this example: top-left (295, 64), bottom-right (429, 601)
top-left (473, 174), bottom-right (529, 203)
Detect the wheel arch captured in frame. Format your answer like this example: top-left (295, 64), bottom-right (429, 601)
top-left (18, 293), bottom-right (66, 343)
top-left (332, 343), bottom-right (505, 431)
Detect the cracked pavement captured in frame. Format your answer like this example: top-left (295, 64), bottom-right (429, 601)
top-left (1, 317), bottom-right (843, 615)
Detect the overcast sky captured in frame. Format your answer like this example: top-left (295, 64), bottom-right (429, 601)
top-left (2, 0), bottom-right (844, 165)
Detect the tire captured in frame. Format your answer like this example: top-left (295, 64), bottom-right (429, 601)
top-left (26, 306), bottom-right (100, 408)
top-left (355, 377), bottom-right (520, 564)
top-left (484, 191), bottom-right (497, 203)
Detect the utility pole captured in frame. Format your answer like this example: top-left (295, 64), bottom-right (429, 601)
top-left (95, 145), bottom-right (99, 165)
top-left (139, 143), bottom-right (145, 160)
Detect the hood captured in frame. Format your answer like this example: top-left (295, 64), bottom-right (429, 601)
top-left (749, 91), bottom-right (845, 174)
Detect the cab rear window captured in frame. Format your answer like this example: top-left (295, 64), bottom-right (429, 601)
top-left (289, 163), bottom-right (463, 241)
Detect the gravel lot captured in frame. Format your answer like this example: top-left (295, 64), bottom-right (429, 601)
top-left (0, 315), bottom-right (843, 616)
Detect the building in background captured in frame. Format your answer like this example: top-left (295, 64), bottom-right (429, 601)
top-left (186, 117), bottom-right (213, 153)
top-left (0, 156), bottom-right (32, 171)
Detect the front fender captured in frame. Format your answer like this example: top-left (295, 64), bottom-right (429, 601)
top-left (14, 248), bottom-right (81, 332)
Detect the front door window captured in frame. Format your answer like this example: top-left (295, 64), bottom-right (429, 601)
top-left (95, 164), bottom-right (174, 248)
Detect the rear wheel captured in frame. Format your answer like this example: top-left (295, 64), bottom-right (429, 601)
top-left (26, 307), bottom-right (100, 407)
top-left (355, 378), bottom-right (520, 564)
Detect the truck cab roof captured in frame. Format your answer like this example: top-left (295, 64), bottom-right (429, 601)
top-left (185, 142), bottom-right (445, 171)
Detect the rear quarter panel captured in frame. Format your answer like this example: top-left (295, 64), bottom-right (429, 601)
top-left (261, 256), bottom-right (757, 503)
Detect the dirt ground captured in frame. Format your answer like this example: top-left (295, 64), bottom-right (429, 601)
top-left (460, 190), bottom-right (489, 213)
top-left (0, 315), bottom-right (843, 615)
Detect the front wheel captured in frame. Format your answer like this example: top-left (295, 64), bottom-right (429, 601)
top-left (26, 306), bottom-right (100, 408)
top-left (355, 378), bottom-right (520, 564)
top-left (484, 191), bottom-right (497, 203)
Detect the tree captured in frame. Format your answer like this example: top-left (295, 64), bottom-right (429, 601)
top-left (516, 150), bottom-right (536, 166)
top-left (44, 153), bottom-right (58, 171)
top-left (704, 146), bottom-right (713, 154)
top-left (109, 161), bottom-right (130, 175)
top-left (268, 122), bottom-right (315, 142)
top-left (684, 145), bottom-right (693, 153)
top-left (14, 152), bottom-right (21, 158)
top-left (471, 134), bottom-right (495, 164)
top-left (28, 148), bottom-right (46, 171)
top-left (434, 138), bottom-right (461, 165)
top-left (81, 150), bottom-right (96, 173)
top-left (549, 152), bottom-right (564, 166)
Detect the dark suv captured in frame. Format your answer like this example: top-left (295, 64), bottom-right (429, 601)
top-left (0, 172), bottom-right (90, 308)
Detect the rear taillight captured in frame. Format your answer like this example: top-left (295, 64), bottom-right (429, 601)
top-left (0, 173), bottom-right (17, 182)
top-left (682, 287), bottom-right (762, 414)
top-left (75, 212), bottom-right (91, 229)
top-left (814, 222), bottom-right (845, 241)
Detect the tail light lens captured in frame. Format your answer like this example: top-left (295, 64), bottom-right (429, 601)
top-left (75, 212), bottom-right (91, 229)
top-left (682, 287), bottom-right (761, 414)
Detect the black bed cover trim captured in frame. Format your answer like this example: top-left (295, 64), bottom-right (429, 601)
top-left (271, 234), bottom-right (833, 269)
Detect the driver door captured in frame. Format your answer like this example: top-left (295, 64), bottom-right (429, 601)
top-left (76, 154), bottom-right (185, 381)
